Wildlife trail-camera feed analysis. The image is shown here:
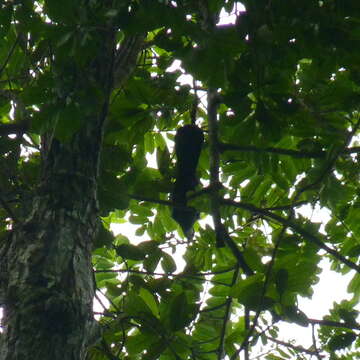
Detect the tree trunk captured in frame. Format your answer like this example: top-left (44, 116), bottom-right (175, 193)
top-left (0, 28), bottom-right (142, 360)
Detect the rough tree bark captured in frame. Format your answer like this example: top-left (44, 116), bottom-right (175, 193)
top-left (0, 25), bottom-right (144, 360)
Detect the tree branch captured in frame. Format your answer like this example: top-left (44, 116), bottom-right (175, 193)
top-left (221, 199), bottom-right (360, 273)
top-left (207, 88), bottom-right (224, 248)
top-left (265, 335), bottom-right (325, 357)
top-left (308, 318), bottom-right (360, 331)
top-left (207, 92), bottom-right (253, 271)
top-left (219, 142), bottom-right (360, 159)
top-left (264, 201), bottom-right (309, 211)
top-left (95, 267), bottom-right (235, 284)
top-left (188, 186), bottom-right (309, 211)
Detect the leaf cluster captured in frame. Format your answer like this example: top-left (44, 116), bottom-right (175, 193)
top-left (1, 1), bottom-right (360, 359)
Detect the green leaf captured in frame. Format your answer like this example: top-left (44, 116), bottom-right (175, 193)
top-left (93, 225), bottom-right (114, 249)
top-left (243, 248), bottom-right (264, 273)
top-left (124, 293), bottom-right (154, 318)
top-left (338, 308), bottom-right (359, 326)
top-left (98, 174), bottom-right (130, 214)
top-left (142, 340), bottom-right (167, 360)
top-left (137, 240), bottom-right (159, 254)
top-left (168, 293), bottom-right (191, 331)
top-left (144, 132), bottom-right (155, 154)
top-left (161, 252), bottom-right (177, 274)
top-left (115, 244), bottom-right (146, 261)
top-left (0, 5), bottom-right (12, 38)
top-left (144, 248), bottom-right (162, 273)
top-left (139, 288), bottom-right (159, 318)
top-left (95, 257), bottom-right (114, 270)
top-left (346, 244), bottom-right (360, 258)
top-left (154, 132), bottom-right (166, 150)
top-left (156, 146), bottom-right (171, 176)
top-left (95, 271), bottom-right (117, 288)
top-left (105, 282), bottom-right (123, 297)
top-left (44, 0), bottom-right (77, 24)
top-left (346, 206), bottom-right (360, 237)
top-left (275, 269), bottom-right (289, 297)
top-left (54, 104), bottom-right (83, 142)
top-left (126, 333), bottom-right (158, 355)
top-left (283, 306), bottom-right (309, 327)
top-left (232, 275), bottom-right (274, 311)
top-left (101, 145), bottom-right (132, 173)
top-left (327, 332), bottom-right (357, 351)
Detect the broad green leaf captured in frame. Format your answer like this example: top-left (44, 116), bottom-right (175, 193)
top-left (139, 288), bottom-right (159, 318)
top-left (168, 293), bottom-right (191, 331)
top-left (156, 146), bottom-right (171, 176)
top-left (95, 272), bottom-right (117, 288)
top-left (44, 0), bottom-right (77, 24)
top-left (161, 252), bottom-right (177, 274)
top-left (275, 269), bottom-right (289, 298)
top-left (327, 332), bottom-right (357, 351)
top-left (283, 306), bottom-right (309, 327)
top-left (142, 340), bottom-right (167, 360)
top-left (115, 244), bottom-right (146, 261)
top-left (93, 225), bottom-right (114, 249)
top-left (143, 248), bottom-right (162, 273)
top-left (126, 333), bottom-right (158, 355)
top-left (0, 5), bottom-right (12, 37)
top-left (144, 132), bottom-right (155, 154)
top-left (232, 275), bottom-right (274, 311)
top-left (54, 104), bottom-right (83, 142)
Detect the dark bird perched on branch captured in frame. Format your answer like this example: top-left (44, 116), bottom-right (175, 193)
top-left (171, 124), bottom-right (204, 239)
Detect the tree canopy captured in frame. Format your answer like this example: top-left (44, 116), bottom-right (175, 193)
top-left (0, 1), bottom-right (360, 359)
